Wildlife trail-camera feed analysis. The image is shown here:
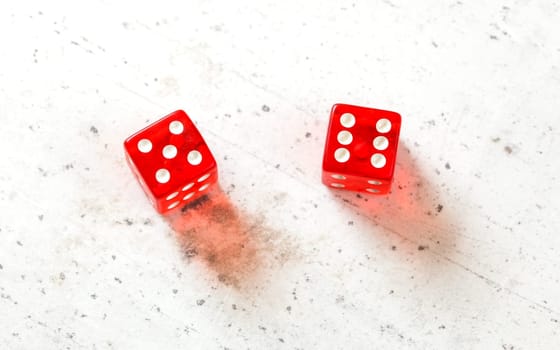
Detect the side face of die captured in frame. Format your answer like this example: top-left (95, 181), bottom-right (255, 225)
top-left (322, 104), bottom-right (401, 194)
top-left (124, 110), bottom-right (218, 213)
top-left (322, 171), bottom-right (393, 194)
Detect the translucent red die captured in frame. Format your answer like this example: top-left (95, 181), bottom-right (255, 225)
top-left (124, 110), bottom-right (218, 213)
top-left (322, 104), bottom-right (401, 194)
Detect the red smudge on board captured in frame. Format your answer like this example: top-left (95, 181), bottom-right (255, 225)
top-left (332, 141), bottom-right (458, 250)
top-left (165, 186), bottom-right (264, 288)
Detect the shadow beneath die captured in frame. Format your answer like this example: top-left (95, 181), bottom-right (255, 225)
top-left (165, 186), bottom-right (294, 290)
top-left (331, 141), bottom-right (460, 255)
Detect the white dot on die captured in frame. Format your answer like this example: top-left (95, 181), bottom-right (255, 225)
top-left (169, 120), bottom-right (184, 135)
top-left (182, 183), bottom-right (194, 191)
top-left (370, 153), bottom-right (387, 168)
top-left (331, 174), bottom-right (346, 180)
top-left (183, 192), bottom-right (194, 201)
top-left (187, 150), bottom-right (202, 165)
top-left (155, 168), bottom-right (170, 183)
top-left (337, 130), bottom-right (353, 145)
top-left (198, 173), bottom-right (211, 182)
top-left (166, 192), bottom-right (179, 200)
top-left (331, 183), bottom-right (345, 188)
top-left (368, 180), bottom-right (382, 185)
top-left (162, 145), bottom-right (177, 159)
top-left (376, 118), bottom-right (392, 133)
top-left (373, 136), bottom-right (389, 150)
top-left (340, 113), bottom-right (356, 128)
top-left (199, 184), bottom-right (210, 192)
top-left (366, 188), bottom-right (380, 193)
top-left (167, 201), bottom-right (180, 209)
top-left (137, 139), bottom-right (152, 153)
top-left (334, 148), bottom-right (350, 163)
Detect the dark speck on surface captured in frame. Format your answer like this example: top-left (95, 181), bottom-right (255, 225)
top-left (445, 162), bottom-right (451, 170)
top-left (16, 241), bottom-right (23, 246)
top-left (492, 137), bottom-right (501, 143)
top-left (38, 215), bottom-right (44, 221)
top-left (348, 221), bottom-right (354, 226)
top-left (172, 289), bottom-right (178, 294)
top-left (391, 245), bottom-right (396, 251)
top-left (124, 218), bottom-right (133, 226)
top-left (278, 338), bottom-right (285, 343)
top-left (0, 263), bottom-right (3, 270)
top-left (436, 204), bottom-right (443, 213)
top-left (305, 132), bottom-right (311, 138)
top-left (261, 105), bottom-right (270, 112)
top-left (275, 164), bottom-right (280, 169)
top-left (418, 245), bottom-right (428, 251)
top-left (90, 126), bottom-right (98, 134)
top-left (196, 299), bottom-right (205, 306)
top-left (504, 146), bottom-right (513, 154)
top-left (114, 277), bottom-right (122, 283)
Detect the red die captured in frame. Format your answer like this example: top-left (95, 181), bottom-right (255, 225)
top-left (322, 104), bottom-right (401, 194)
top-left (124, 110), bottom-right (218, 213)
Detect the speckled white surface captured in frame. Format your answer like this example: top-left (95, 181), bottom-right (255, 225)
top-left (1, 1), bottom-right (560, 349)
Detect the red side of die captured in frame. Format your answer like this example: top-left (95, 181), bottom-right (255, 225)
top-left (124, 110), bottom-right (218, 214)
top-left (322, 104), bottom-right (401, 194)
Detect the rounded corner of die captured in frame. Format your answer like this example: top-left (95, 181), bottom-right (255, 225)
top-left (207, 161), bottom-right (219, 176)
top-left (388, 110), bottom-right (402, 124)
top-left (162, 109), bottom-right (188, 122)
top-left (122, 136), bottom-right (132, 157)
top-left (172, 109), bottom-right (189, 119)
top-left (330, 103), bottom-right (346, 114)
top-left (123, 137), bottom-right (134, 150)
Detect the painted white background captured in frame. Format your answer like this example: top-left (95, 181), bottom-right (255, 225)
top-left (1, 1), bottom-right (559, 349)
